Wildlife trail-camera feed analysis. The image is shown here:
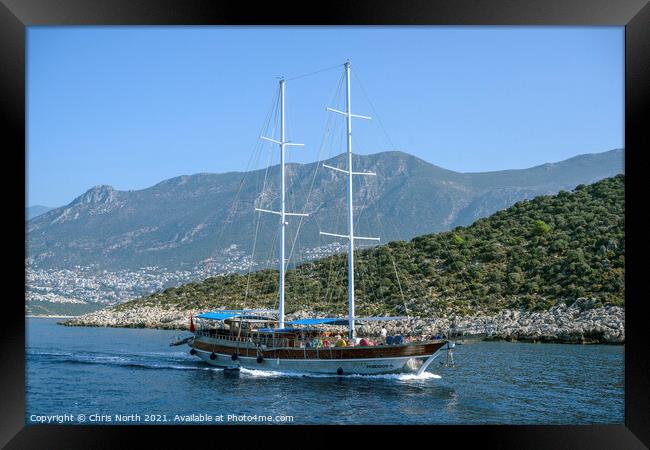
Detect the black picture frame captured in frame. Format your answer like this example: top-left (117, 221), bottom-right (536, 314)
top-left (3, 0), bottom-right (648, 448)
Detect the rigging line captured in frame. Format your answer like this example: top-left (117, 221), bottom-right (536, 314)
top-left (368, 170), bottom-right (417, 311)
top-left (245, 92), bottom-right (281, 301)
top-left (253, 204), bottom-right (281, 310)
top-left (374, 205), bottom-right (385, 304)
top-left (390, 248), bottom-right (408, 314)
top-left (357, 142), bottom-right (437, 314)
top-left (269, 227), bottom-right (280, 311)
top-left (266, 218), bottom-right (279, 269)
top-left (209, 86), bottom-right (279, 267)
top-left (318, 170), bottom-right (344, 307)
top-left (245, 208), bottom-right (265, 302)
top-left (357, 251), bottom-right (367, 313)
top-left (321, 233), bottom-right (337, 303)
top-left (383, 203), bottom-right (475, 305)
top-left (262, 107), bottom-right (283, 312)
top-left (351, 84), bottom-right (434, 306)
top-left (347, 131), bottom-right (378, 240)
top-left (323, 156), bottom-right (348, 304)
top-left (352, 68), bottom-right (398, 152)
top-left (409, 251), bottom-right (437, 300)
top-left (356, 248), bottom-right (376, 315)
top-left (255, 94), bottom-right (280, 213)
top-left (361, 139), bottom-right (386, 305)
top-left (252, 104), bottom-right (278, 209)
top-left (206, 103), bottom-right (275, 310)
top-left (322, 125), bottom-right (347, 306)
top-left (250, 108), bottom-right (280, 278)
top-left (285, 72), bottom-right (345, 306)
top-left (379, 204), bottom-right (431, 304)
top-left (284, 62), bottom-right (344, 82)
top-left (286, 70), bottom-right (344, 264)
top-left (329, 191), bottom-right (352, 306)
top-left (375, 182), bottom-right (472, 304)
top-left (328, 251), bottom-right (346, 307)
top-left (370, 205), bottom-right (409, 315)
top-left (325, 86), bottom-right (351, 306)
top-left (302, 69), bottom-right (345, 306)
top-left (347, 127), bottom-right (388, 310)
top-left (371, 246), bottom-right (383, 304)
top-left (437, 226), bottom-right (477, 301)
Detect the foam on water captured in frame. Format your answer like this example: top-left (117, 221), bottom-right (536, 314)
top-left (32, 348), bottom-right (219, 372)
top-left (28, 350), bottom-right (74, 357)
top-left (238, 367), bottom-right (441, 381)
top-left (61, 357), bottom-right (220, 372)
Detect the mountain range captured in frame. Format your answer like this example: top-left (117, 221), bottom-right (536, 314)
top-left (26, 148), bottom-right (624, 272)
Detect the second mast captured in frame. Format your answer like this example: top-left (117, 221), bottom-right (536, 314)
top-left (258, 79), bottom-right (307, 328)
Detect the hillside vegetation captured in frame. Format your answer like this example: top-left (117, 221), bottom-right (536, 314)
top-left (116, 175), bottom-right (624, 317)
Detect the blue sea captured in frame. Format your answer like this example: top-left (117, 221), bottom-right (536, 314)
top-left (26, 317), bottom-right (624, 425)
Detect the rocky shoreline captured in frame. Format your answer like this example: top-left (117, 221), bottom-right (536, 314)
top-left (60, 298), bottom-right (624, 344)
top-left (28, 314), bottom-right (75, 319)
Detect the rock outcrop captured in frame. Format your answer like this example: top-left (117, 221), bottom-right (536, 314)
top-left (61, 298), bottom-right (624, 344)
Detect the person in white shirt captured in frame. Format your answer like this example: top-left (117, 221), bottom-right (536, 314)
top-left (380, 327), bottom-right (388, 343)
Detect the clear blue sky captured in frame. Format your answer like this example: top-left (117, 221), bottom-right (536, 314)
top-left (27, 26), bottom-right (623, 207)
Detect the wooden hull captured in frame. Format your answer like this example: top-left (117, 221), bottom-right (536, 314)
top-left (191, 337), bottom-right (447, 375)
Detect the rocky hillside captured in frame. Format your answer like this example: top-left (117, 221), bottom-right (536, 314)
top-left (66, 175), bottom-right (624, 331)
top-left (28, 149), bottom-right (623, 271)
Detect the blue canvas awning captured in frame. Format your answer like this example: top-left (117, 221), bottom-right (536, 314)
top-left (196, 311), bottom-right (243, 321)
top-left (196, 309), bottom-right (278, 321)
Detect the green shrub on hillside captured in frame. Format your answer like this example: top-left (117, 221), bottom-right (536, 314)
top-left (117, 175), bottom-right (625, 316)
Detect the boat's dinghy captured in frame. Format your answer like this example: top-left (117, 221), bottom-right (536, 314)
top-left (170, 334), bottom-right (195, 347)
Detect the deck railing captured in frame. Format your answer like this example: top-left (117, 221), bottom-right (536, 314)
top-left (196, 329), bottom-right (438, 350)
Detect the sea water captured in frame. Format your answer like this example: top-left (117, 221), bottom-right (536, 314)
top-left (26, 318), bottom-right (624, 425)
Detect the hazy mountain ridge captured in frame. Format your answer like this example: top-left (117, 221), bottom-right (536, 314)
top-left (26, 205), bottom-right (56, 220)
top-left (27, 148), bottom-right (624, 272)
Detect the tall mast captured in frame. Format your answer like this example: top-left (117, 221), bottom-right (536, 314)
top-left (279, 79), bottom-right (287, 329)
top-left (321, 62), bottom-right (378, 340)
top-left (344, 62), bottom-right (356, 340)
top-left (257, 79), bottom-right (307, 329)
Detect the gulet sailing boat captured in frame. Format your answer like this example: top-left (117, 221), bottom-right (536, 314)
top-left (187, 62), bottom-right (448, 375)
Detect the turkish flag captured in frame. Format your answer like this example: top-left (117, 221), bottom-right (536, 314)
top-left (189, 314), bottom-right (196, 332)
